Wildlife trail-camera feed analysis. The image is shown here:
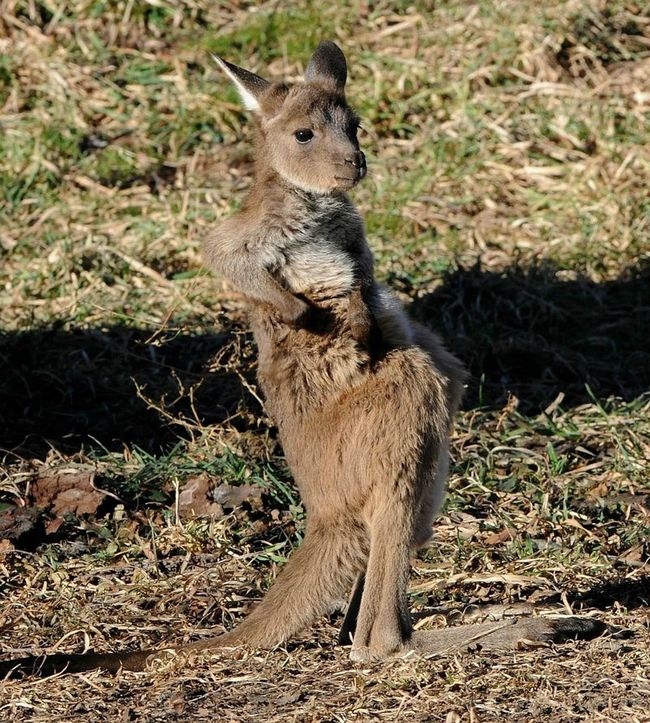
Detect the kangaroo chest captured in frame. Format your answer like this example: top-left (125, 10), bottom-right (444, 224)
top-left (260, 195), bottom-right (366, 302)
top-left (248, 195), bottom-right (372, 418)
top-left (281, 241), bottom-right (355, 300)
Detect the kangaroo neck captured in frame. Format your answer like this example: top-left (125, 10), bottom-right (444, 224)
top-left (248, 162), bottom-right (351, 226)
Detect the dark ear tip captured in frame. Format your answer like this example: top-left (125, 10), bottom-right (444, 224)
top-left (210, 54), bottom-right (229, 72)
top-left (211, 55), bottom-right (237, 73)
top-left (305, 40), bottom-right (348, 88)
top-left (314, 40), bottom-right (346, 63)
top-left (316, 40), bottom-right (343, 52)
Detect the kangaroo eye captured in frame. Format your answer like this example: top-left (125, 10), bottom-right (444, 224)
top-left (294, 129), bottom-right (314, 144)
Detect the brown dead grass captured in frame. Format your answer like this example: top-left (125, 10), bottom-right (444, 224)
top-left (1, 0), bottom-right (649, 721)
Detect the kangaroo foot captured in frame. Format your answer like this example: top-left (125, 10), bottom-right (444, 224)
top-left (409, 615), bottom-right (610, 656)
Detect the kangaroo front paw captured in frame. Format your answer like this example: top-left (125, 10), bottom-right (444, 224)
top-left (347, 289), bottom-right (372, 340)
top-left (347, 287), bottom-right (383, 355)
top-left (279, 296), bottom-right (312, 328)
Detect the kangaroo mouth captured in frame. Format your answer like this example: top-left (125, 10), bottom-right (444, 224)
top-left (335, 167), bottom-right (366, 188)
top-left (334, 153), bottom-right (367, 188)
top-left (334, 177), bottom-right (362, 190)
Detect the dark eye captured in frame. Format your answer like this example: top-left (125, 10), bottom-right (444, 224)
top-left (294, 129), bottom-right (314, 144)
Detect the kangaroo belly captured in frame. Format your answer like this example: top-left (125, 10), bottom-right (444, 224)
top-left (251, 307), bottom-right (367, 421)
top-left (254, 322), bottom-right (451, 509)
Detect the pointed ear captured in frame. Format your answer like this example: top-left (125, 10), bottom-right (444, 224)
top-left (212, 55), bottom-right (270, 112)
top-left (304, 41), bottom-right (347, 90)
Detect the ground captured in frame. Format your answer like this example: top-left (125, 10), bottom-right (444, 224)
top-left (0, 1), bottom-right (649, 721)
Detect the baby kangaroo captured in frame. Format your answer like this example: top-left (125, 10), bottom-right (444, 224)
top-left (0, 42), bottom-right (607, 679)
top-left (199, 40), bottom-right (467, 661)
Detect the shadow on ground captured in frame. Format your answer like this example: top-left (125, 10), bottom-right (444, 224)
top-left (571, 577), bottom-right (650, 612)
top-left (1, 260), bottom-right (649, 460)
top-left (0, 322), bottom-right (254, 460)
top-left (413, 260), bottom-right (650, 412)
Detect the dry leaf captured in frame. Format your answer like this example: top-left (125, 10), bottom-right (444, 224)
top-left (30, 469), bottom-right (106, 518)
top-left (484, 527), bottom-right (517, 545)
top-left (178, 474), bottom-right (223, 519)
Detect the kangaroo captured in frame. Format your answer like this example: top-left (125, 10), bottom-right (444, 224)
top-left (0, 42), bottom-right (607, 679)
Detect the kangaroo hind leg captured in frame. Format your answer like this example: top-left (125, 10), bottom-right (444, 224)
top-left (348, 478), bottom-right (418, 661)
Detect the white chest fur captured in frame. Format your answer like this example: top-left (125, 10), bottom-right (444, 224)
top-left (281, 241), bottom-right (355, 298)
top-left (262, 194), bottom-right (363, 301)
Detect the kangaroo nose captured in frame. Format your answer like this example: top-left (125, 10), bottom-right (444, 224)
top-left (346, 151), bottom-right (366, 177)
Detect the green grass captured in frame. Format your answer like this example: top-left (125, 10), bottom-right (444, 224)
top-left (1, 1), bottom-right (649, 721)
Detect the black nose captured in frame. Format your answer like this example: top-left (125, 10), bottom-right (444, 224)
top-left (347, 151), bottom-right (366, 177)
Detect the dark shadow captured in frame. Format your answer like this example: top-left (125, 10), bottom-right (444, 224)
top-left (1, 259), bottom-right (648, 461)
top-left (570, 577), bottom-right (650, 612)
top-left (412, 260), bottom-right (650, 412)
top-left (0, 322), bottom-right (257, 460)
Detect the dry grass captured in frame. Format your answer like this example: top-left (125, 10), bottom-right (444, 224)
top-left (1, 1), bottom-right (649, 721)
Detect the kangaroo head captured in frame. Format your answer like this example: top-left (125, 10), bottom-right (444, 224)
top-left (214, 41), bottom-right (366, 195)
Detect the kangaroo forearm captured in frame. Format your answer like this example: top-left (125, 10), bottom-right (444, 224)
top-left (224, 257), bottom-right (305, 319)
top-left (205, 235), bottom-right (308, 323)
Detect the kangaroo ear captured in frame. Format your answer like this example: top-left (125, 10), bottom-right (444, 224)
top-left (212, 55), bottom-right (270, 112)
top-left (304, 41), bottom-right (347, 90)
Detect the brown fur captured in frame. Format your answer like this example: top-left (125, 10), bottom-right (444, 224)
top-left (0, 42), bottom-right (606, 679)
top-left (198, 42), bottom-right (466, 661)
